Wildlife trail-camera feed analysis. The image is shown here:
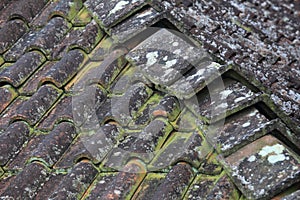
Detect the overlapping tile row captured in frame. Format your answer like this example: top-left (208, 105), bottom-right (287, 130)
top-left (0, 0), bottom-right (299, 199)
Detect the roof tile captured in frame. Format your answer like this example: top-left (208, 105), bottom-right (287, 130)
top-left (49, 0), bottom-right (82, 21)
top-left (4, 17), bottom-right (71, 61)
top-left (0, 51), bottom-right (46, 87)
top-left (55, 123), bottom-right (121, 168)
top-left (0, 162), bottom-right (49, 199)
top-left (126, 28), bottom-right (209, 86)
top-left (31, 122), bottom-right (77, 166)
top-left (224, 135), bottom-right (300, 199)
top-left (14, 84), bottom-right (62, 125)
top-left (0, 85), bottom-right (17, 114)
top-left (0, 0), bottom-right (48, 24)
top-left (37, 95), bottom-right (73, 131)
top-left (151, 162), bottom-right (194, 199)
top-left (47, 161), bottom-right (98, 199)
top-left (94, 160), bottom-right (146, 199)
top-left (40, 49), bottom-right (85, 88)
top-left (152, 95), bottom-right (181, 121)
top-left (0, 20), bottom-right (27, 54)
top-left (85, 0), bottom-right (147, 28)
top-left (0, 121), bottom-right (30, 166)
top-left (0, 98), bottom-right (25, 131)
top-left (71, 7), bottom-right (93, 26)
top-left (110, 7), bottom-right (163, 43)
top-left (149, 131), bottom-right (209, 169)
top-left (214, 107), bottom-right (277, 156)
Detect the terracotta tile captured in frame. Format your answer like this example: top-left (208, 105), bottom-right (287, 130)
top-left (149, 131), bottom-right (210, 170)
top-left (48, 161), bottom-right (98, 199)
top-left (0, 121), bottom-right (30, 166)
top-left (110, 82), bottom-right (153, 125)
top-left (104, 118), bottom-right (172, 168)
top-left (151, 162), bottom-right (194, 199)
top-left (0, 20), bottom-right (27, 54)
top-left (40, 49), bottom-right (85, 88)
top-left (48, 0), bottom-right (82, 21)
top-left (30, 1), bottom-right (60, 28)
top-left (185, 173), bottom-right (240, 200)
top-left (7, 135), bottom-right (46, 170)
top-left (37, 95), bottom-right (73, 131)
top-left (110, 7), bottom-right (163, 43)
top-left (51, 20), bottom-right (103, 59)
top-left (152, 95), bottom-right (181, 121)
top-left (35, 173), bottom-right (66, 200)
top-left (132, 173), bottom-right (167, 200)
top-left (96, 159), bottom-right (146, 200)
top-left (0, 98), bottom-right (25, 131)
top-left (0, 51), bottom-right (46, 87)
top-left (20, 61), bottom-right (56, 95)
top-left (4, 17), bottom-right (71, 61)
top-left (0, 85), bottom-right (17, 114)
top-left (84, 0), bottom-right (147, 28)
top-left (0, 162), bottom-right (49, 199)
top-left (14, 84), bottom-right (62, 125)
top-left (55, 123), bottom-right (122, 168)
top-left (0, 175), bottom-right (15, 195)
top-left (224, 135), bottom-right (300, 199)
top-left (0, 0), bottom-right (48, 24)
top-left (126, 28), bottom-right (209, 86)
top-left (31, 122), bottom-right (77, 166)
top-left (213, 107), bottom-right (277, 156)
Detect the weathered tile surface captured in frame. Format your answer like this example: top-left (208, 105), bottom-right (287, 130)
top-left (0, 85), bottom-right (17, 114)
top-left (224, 135), bottom-right (300, 199)
top-left (85, 0), bottom-right (147, 28)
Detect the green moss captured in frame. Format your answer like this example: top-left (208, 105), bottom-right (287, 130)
top-left (232, 18), bottom-right (252, 33)
top-left (0, 167), bottom-right (4, 178)
top-left (0, 56), bottom-right (4, 66)
top-left (71, 6), bottom-right (91, 26)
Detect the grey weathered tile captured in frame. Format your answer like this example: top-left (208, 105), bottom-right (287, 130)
top-left (126, 28), bottom-right (209, 86)
top-left (85, 0), bottom-right (147, 28)
top-left (0, 85), bottom-right (17, 114)
top-left (110, 7), bottom-right (163, 43)
top-left (224, 135), bottom-right (300, 199)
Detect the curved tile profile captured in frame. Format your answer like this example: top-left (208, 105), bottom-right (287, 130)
top-left (0, 0), bottom-right (299, 199)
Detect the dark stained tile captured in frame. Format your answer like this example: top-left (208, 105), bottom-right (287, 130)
top-left (35, 173), bottom-right (66, 200)
top-left (0, 121), bottom-right (30, 166)
top-left (110, 7), bottom-right (163, 43)
top-left (37, 95), bottom-right (73, 131)
top-left (49, 0), bottom-right (82, 21)
top-left (224, 135), bottom-right (300, 199)
top-left (40, 49), bottom-right (85, 88)
top-left (0, 98), bottom-right (25, 131)
top-left (88, 36), bottom-right (115, 61)
top-left (199, 152), bottom-right (223, 175)
top-left (4, 17), bottom-right (71, 61)
top-left (0, 20), bottom-right (27, 54)
top-left (0, 51), bottom-right (46, 87)
top-left (149, 131), bottom-right (210, 170)
top-left (20, 62), bottom-right (56, 95)
top-left (131, 173), bottom-right (166, 200)
top-left (173, 109), bottom-right (203, 132)
top-left (0, 175), bottom-right (15, 195)
top-left (7, 135), bottom-right (46, 170)
top-left (104, 118), bottom-right (172, 168)
top-left (126, 28), bottom-right (209, 86)
top-left (110, 82), bottom-right (153, 125)
top-left (151, 162), bottom-right (194, 200)
top-left (55, 123), bottom-right (122, 168)
top-left (95, 160), bottom-right (146, 199)
top-left (281, 190), bottom-right (300, 200)
top-left (51, 20), bottom-right (103, 59)
top-left (0, 85), bottom-right (17, 114)
top-left (14, 84), bottom-right (62, 125)
top-left (47, 161), bottom-right (98, 199)
top-left (0, 162), bottom-right (49, 199)
top-left (85, 0), bottom-right (147, 28)
top-left (185, 173), bottom-right (240, 200)
top-left (31, 122), bottom-right (77, 166)
top-left (0, 0), bottom-right (48, 24)
top-left (213, 107), bottom-right (277, 156)
top-left (152, 95), bottom-right (181, 121)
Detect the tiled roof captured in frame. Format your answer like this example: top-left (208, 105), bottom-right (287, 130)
top-left (0, 0), bottom-right (299, 199)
